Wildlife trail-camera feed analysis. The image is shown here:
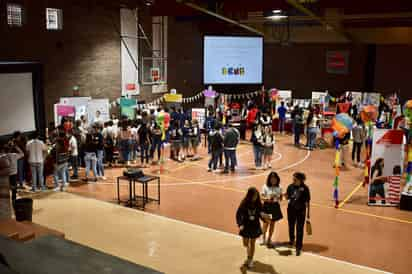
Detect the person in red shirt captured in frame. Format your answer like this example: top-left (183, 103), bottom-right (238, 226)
top-left (247, 105), bottom-right (258, 129)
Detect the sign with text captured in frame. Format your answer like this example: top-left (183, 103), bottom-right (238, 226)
top-left (326, 51), bottom-right (349, 74)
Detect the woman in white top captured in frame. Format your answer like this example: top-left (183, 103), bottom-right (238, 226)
top-left (260, 172), bottom-right (283, 247)
top-left (262, 126), bottom-right (275, 169)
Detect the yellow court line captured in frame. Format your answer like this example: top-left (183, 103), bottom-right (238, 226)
top-left (338, 181), bottom-right (364, 209)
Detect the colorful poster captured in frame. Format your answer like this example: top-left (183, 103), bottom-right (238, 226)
top-left (277, 90), bottom-right (292, 105)
top-left (369, 129), bottom-right (405, 206)
top-left (348, 91), bottom-right (362, 106)
top-left (120, 98), bottom-right (136, 120)
top-left (363, 92), bottom-right (381, 106)
top-left (192, 108), bottom-right (206, 129)
top-left (60, 97), bottom-right (91, 121)
top-left (87, 99), bottom-right (110, 125)
top-left (54, 104), bottom-right (75, 126)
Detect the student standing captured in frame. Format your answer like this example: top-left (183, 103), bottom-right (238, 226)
top-left (285, 172), bottom-right (311, 256)
top-left (294, 109), bottom-right (304, 147)
top-left (236, 187), bottom-right (270, 269)
top-left (4, 142), bottom-right (24, 204)
top-left (138, 123), bottom-right (151, 167)
top-left (261, 172), bottom-right (283, 247)
top-left (94, 126), bottom-right (106, 180)
top-left (251, 124), bottom-right (264, 169)
top-left (53, 134), bottom-right (70, 191)
top-left (277, 102), bottom-right (287, 134)
top-left (83, 134), bottom-right (98, 182)
top-left (69, 131), bottom-right (79, 180)
top-left (262, 126), bottom-right (274, 169)
top-left (190, 119), bottom-right (200, 160)
top-left (169, 121), bottom-right (183, 162)
top-left (182, 120), bottom-right (191, 160)
top-left (223, 123), bottom-right (240, 173)
top-left (352, 119), bottom-right (365, 167)
top-left (26, 132), bottom-right (48, 191)
top-left (150, 123), bottom-right (163, 163)
top-left (207, 124), bottom-right (223, 172)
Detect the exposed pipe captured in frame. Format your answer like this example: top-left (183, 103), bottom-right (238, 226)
top-left (284, 0), bottom-right (353, 42)
top-left (178, 0), bottom-right (264, 36)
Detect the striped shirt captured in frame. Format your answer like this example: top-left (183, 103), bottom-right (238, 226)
top-left (388, 176), bottom-right (401, 204)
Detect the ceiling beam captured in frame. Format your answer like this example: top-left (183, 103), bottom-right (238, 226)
top-left (285, 0), bottom-right (353, 42)
top-left (178, 0), bottom-right (264, 36)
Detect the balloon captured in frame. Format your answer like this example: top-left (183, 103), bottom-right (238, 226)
top-left (360, 105), bottom-right (378, 123)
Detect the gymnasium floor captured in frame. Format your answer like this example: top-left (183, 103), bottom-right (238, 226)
top-left (30, 134), bottom-right (411, 274)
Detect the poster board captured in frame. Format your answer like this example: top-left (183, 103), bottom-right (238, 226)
top-left (277, 90), bottom-right (292, 105)
top-left (54, 104), bottom-right (75, 126)
top-left (192, 108), bottom-right (206, 129)
top-left (87, 99), bottom-right (110, 125)
top-left (348, 91), bottom-right (362, 106)
top-left (120, 98), bottom-right (136, 120)
top-left (363, 92), bottom-right (381, 106)
top-left (60, 97), bottom-right (91, 121)
top-left (369, 129), bottom-right (405, 206)
top-left (164, 93), bottom-right (183, 103)
top-left (293, 99), bottom-right (311, 108)
top-left (312, 91), bottom-right (327, 105)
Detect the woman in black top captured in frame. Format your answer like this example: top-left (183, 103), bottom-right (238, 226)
top-left (285, 172), bottom-right (311, 256)
top-left (138, 123), bottom-right (151, 167)
top-left (83, 134), bottom-right (98, 182)
top-left (369, 158), bottom-right (386, 204)
top-left (236, 187), bottom-right (270, 269)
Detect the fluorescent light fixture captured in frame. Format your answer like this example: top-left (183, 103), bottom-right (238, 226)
top-left (272, 9), bottom-right (282, 14)
top-left (267, 15), bottom-right (288, 20)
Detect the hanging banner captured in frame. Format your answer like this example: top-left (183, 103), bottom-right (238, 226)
top-left (87, 99), bottom-right (110, 125)
top-left (363, 92), bottom-right (381, 106)
top-left (120, 98), bottom-right (136, 119)
top-left (164, 93), bottom-right (182, 103)
top-left (54, 104), bottom-right (75, 126)
top-left (369, 129), bottom-right (405, 206)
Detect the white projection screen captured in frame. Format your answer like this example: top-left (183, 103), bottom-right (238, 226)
top-left (203, 36), bottom-right (263, 84)
top-left (0, 73), bottom-right (36, 136)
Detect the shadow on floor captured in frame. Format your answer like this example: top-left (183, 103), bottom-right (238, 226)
top-left (240, 261), bottom-right (279, 274)
top-left (302, 243), bottom-right (329, 253)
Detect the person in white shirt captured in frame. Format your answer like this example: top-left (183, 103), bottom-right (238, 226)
top-left (26, 133), bottom-right (48, 192)
top-left (262, 126), bottom-right (275, 169)
top-left (69, 131), bottom-right (79, 180)
top-left (260, 172), bottom-right (283, 247)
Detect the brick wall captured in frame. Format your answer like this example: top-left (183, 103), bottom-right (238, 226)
top-left (0, 0), bottom-right (122, 123)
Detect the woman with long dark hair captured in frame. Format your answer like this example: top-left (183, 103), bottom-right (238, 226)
top-left (236, 187), bottom-right (271, 269)
top-left (260, 172), bottom-right (283, 247)
top-left (369, 158), bottom-right (387, 204)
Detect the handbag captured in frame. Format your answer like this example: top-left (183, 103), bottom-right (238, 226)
top-left (306, 220), bottom-right (312, 235)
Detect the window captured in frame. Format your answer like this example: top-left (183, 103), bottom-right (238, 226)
top-left (7, 3), bottom-right (24, 27)
top-left (46, 8), bottom-right (63, 30)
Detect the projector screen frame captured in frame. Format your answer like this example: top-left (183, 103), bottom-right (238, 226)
top-left (0, 62), bottom-right (46, 138)
top-left (202, 34), bottom-right (264, 86)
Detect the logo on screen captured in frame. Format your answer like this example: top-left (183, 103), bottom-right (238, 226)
top-left (222, 66), bottom-right (245, 76)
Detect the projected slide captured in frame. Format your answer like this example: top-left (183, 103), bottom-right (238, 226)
top-left (204, 36), bottom-right (263, 84)
top-left (0, 73), bottom-right (36, 136)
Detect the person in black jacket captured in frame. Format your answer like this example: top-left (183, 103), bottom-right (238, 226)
top-left (285, 172), bottom-right (311, 256)
top-left (236, 187), bottom-right (271, 269)
top-left (207, 124), bottom-right (223, 172)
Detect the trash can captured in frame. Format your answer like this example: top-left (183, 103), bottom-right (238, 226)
top-left (14, 198), bottom-right (33, 222)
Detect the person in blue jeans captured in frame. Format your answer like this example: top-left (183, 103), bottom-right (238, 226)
top-left (83, 134), bottom-right (98, 182)
top-left (208, 124), bottom-right (223, 171)
top-left (293, 109), bottom-right (304, 147)
top-left (277, 102), bottom-right (287, 134)
top-left (151, 123), bottom-right (163, 163)
top-left (223, 124), bottom-right (240, 173)
top-left (306, 110), bottom-right (319, 150)
top-left (52, 135), bottom-right (69, 191)
top-left (94, 125), bottom-right (105, 180)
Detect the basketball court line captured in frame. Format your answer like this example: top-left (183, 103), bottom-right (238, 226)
top-left (338, 181), bottom-right (364, 208)
top-left (63, 192), bottom-right (392, 274)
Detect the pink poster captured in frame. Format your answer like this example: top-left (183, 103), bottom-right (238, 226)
top-left (57, 105), bottom-right (75, 116)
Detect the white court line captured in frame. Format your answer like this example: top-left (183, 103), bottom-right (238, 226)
top-left (62, 192), bottom-right (391, 274)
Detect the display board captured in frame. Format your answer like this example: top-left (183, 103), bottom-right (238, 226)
top-left (312, 91), bottom-right (327, 105)
top-left (369, 129), bottom-right (405, 206)
top-left (192, 108), bottom-right (206, 129)
top-left (363, 92), bottom-right (381, 106)
top-left (54, 104), bottom-right (75, 126)
top-left (349, 91), bottom-right (363, 106)
top-left (0, 73), bottom-right (36, 136)
top-left (203, 36), bottom-right (263, 84)
top-left (120, 98), bottom-right (136, 120)
top-left (87, 99), bottom-right (110, 125)
top-left (60, 97), bottom-right (91, 121)
top-left (277, 90), bottom-right (293, 105)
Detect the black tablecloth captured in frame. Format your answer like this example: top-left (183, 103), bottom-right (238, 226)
top-left (400, 193), bottom-right (412, 211)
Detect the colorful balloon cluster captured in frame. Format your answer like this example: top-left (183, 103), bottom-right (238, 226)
top-left (332, 113), bottom-right (354, 138)
top-left (404, 100), bottom-right (412, 183)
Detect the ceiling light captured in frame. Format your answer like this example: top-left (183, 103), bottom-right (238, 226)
top-left (272, 9), bottom-right (282, 14)
top-left (267, 15), bottom-right (288, 21)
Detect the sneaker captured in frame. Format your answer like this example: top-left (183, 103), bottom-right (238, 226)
top-left (207, 168), bottom-right (212, 172)
top-left (268, 164), bottom-right (272, 168)
top-left (223, 169), bottom-right (229, 174)
top-left (247, 260), bottom-right (254, 268)
top-left (296, 249), bottom-right (302, 256)
top-left (53, 187), bottom-right (60, 192)
top-left (101, 176), bottom-right (107, 180)
top-left (259, 238), bottom-right (266, 245)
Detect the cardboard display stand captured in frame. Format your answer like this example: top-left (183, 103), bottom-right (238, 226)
top-left (54, 104), bottom-right (75, 126)
top-left (60, 97), bottom-right (91, 121)
top-left (368, 129), bottom-right (405, 206)
top-left (87, 99), bottom-right (110, 125)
